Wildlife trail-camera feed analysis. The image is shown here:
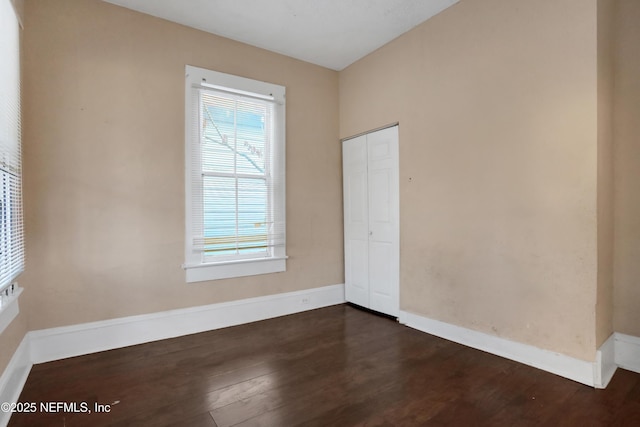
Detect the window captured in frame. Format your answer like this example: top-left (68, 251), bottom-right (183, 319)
top-left (184, 66), bottom-right (286, 282)
top-left (0, 0), bottom-right (24, 306)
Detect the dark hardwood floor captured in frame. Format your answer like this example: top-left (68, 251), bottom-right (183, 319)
top-left (8, 304), bottom-right (640, 426)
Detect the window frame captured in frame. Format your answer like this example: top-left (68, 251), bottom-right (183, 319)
top-left (184, 65), bottom-right (286, 283)
top-left (0, 0), bottom-right (23, 333)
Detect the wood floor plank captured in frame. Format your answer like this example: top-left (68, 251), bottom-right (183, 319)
top-left (8, 305), bottom-right (640, 426)
top-left (166, 412), bottom-right (218, 427)
top-left (99, 308), bottom-right (402, 425)
top-left (210, 330), bottom-right (416, 426)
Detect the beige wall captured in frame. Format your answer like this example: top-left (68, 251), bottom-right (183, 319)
top-left (4, 0), bottom-right (636, 375)
top-left (0, 312), bottom-right (27, 376)
top-left (0, 0), bottom-right (26, 376)
top-left (595, 0), bottom-right (614, 347)
top-left (613, 0), bottom-right (640, 336)
top-left (20, 0), bottom-right (342, 330)
top-left (340, 0), bottom-right (601, 360)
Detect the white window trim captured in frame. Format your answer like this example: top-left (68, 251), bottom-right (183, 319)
top-left (0, 0), bottom-right (24, 326)
top-left (184, 65), bottom-right (286, 282)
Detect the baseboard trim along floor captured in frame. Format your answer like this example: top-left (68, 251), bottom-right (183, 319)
top-left (399, 310), bottom-right (622, 389)
top-left (2, 287), bottom-right (639, 426)
top-left (0, 284), bottom-right (346, 427)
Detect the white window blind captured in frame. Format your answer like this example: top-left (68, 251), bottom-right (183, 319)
top-left (185, 66), bottom-right (286, 282)
top-left (0, 0), bottom-right (24, 294)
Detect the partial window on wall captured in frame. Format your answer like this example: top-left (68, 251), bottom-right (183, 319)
top-left (184, 66), bottom-right (286, 282)
top-left (0, 0), bottom-right (24, 303)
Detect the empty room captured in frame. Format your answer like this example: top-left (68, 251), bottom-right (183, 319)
top-left (1, 0), bottom-right (639, 425)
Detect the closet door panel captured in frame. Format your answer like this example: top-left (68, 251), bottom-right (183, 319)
top-left (343, 136), bottom-right (369, 308)
top-left (367, 126), bottom-right (399, 317)
top-left (369, 240), bottom-right (396, 315)
top-left (343, 126), bottom-right (398, 317)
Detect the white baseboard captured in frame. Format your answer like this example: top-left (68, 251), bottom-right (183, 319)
top-left (615, 333), bottom-right (640, 374)
top-left (0, 284), bottom-right (343, 426)
top-left (2, 285), bottom-right (637, 427)
top-left (399, 310), bottom-right (603, 387)
top-left (0, 336), bottom-right (32, 427)
top-left (29, 284), bottom-right (345, 364)
top-left (594, 334), bottom-right (617, 389)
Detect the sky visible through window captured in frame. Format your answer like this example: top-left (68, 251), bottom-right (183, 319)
top-left (201, 93), bottom-right (270, 256)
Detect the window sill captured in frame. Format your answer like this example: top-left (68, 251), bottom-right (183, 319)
top-left (185, 257), bottom-right (287, 283)
top-left (0, 286), bottom-right (23, 335)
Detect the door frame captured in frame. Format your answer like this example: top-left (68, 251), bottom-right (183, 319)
top-left (341, 123), bottom-right (400, 317)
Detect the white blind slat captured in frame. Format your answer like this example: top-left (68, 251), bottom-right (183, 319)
top-left (194, 87), bottom-right (284, 259)
top-left (0, 0), bottom-right (24, 292)
top-left (185, 66), bottom-right (286, 279)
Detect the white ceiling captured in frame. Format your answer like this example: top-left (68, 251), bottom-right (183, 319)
top-left (102, 0), bottom-right (459, 71)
